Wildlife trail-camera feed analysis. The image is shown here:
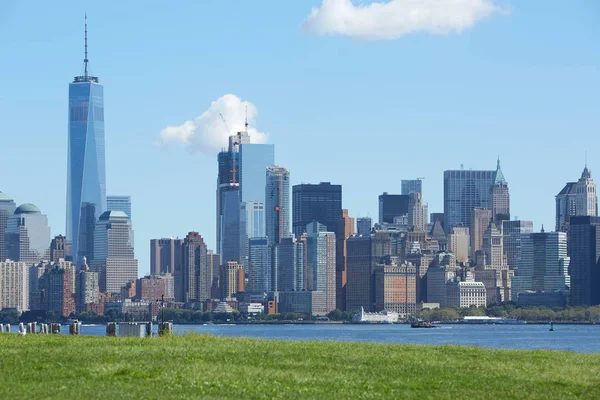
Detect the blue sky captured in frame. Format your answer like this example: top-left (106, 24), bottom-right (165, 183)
top-left (0, 1), bottom-right (598, 275)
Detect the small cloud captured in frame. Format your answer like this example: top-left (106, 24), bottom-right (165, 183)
top-left (158, 94), bottom-right (268, 155)
top-left (303, 0), bottom-right (505, 40)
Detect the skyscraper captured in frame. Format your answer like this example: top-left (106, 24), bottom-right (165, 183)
top-left (575, 166), bottom-right (598, 217)
top-left (216, 131), bottom-right (250, 256)
top-left (221, 189), bottom-right (241, 264)
top-left (443, 169), bottom-right (495, 231)
top-left (4, 204), bottom-right (51, 265)
top-left (248, 237), bottom-right (270, 292)
top-left (0, 192), bottom-right (16, 262)
top-left (0, 260), bottom-right (29, 311)
top-left (512, 230), bottom-right (570, 301)
top-left (239, 201), bottom-right (265, 268)
top-left (75, 262), bottom-right (99, 312)
top-left (401, 179), bottom-right (422, 196)
top-left (378, 193), bottom-right (409, 224)
top-left (265, 166), bottom-right (290, 246)
top-left (90, 211), bottom-right (137, 294)
top-left (449, 227), bottom-right (470, 264)
top-left (66, 17), bottom-right (106, 265)
top-left (219, 261), bottom-right (245, 299)
top-left (470, 208), bottom-right (492, 261)
top-left (239, 143), bottom-right (275, 203)
top-left (555, 182), bottom-right (577, 232)
top-left (292, 182), bottom-right (342, 238)
top-left (107, 195), bottom-right (132, 220)
top-left (76, 202), bottom-right (96, 265)
top-left (307, 229), bottom-right (336, 313)
top-left (182, 232), bottom-right (209, 303)
top-left (568, 216), bottom-right (600, 306)
top-left (336, 209), bottom-right (355, 311)
top-left (47, 264), bottom-right (76, 318)
top-left (502, 220), bottom-right (534, 270)
top-left (273, 237), bottom-right (304, 292)
top-left (50, 235), bottom-right (68, 262)
top-left (407, 192), bottom-right (428, 232)
top-left (356, 217), bottom-right (372, 236)
top-left (489, 158), bottom-right (510, 222)
top-left (150, 238), bottom-right (183, 276)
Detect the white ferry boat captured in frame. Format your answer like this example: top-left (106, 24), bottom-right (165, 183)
top-left (461, 316), bottom-right (527, 325)
top-left (352, 307), bottom-right (399, 324)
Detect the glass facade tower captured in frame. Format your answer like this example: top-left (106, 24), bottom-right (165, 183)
top-left (66, 23), bottom-right (106, 265)
top-left (0, 192), bottom-right (17, 261)
top-left (443, 169), bottom-right (495, 231)
top-left (239, 144), bottom-right (275, 204)
top-left (292, 182), bottom-right (342, 238)
top-left (107, 196), bottom-right (132, 220)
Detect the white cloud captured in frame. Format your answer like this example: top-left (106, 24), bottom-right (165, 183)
top-left (158, 94), bottom-right (268, 155)
top-left (303, 0), bottom-right (504, 40)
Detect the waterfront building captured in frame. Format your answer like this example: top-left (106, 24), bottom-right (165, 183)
top-left (555, 182), bottom-right (577, 232)
top-left (426, 266), bottom-right (456, 308)
top-left (292, 182), bottom-right (342, 238)
top-left (401, 179), bottom-right (423, 196)
top-left (443, 168), bottom-right (495, 231)
top-left (336, 209), bottom-right (355, 311)
top-left (351, 307), bottom-right (399, 323)
top-left (502, 220), bottom-right (534, 270)
top-left (374, 262), bottom-right (417, 317)
top-left (488, 158), bottom-right (510, 223)
top-left (220, 261), bottom-right (245, 299)
top-left (512, 230), bottom-right (570, 302)
top-left (378, 193), bottom-right (409, 224)
top-left (449, 227), bottom-right (469, 264)
top-left (346, 232), bottom-right (392, 312)
top-left (277, 290), bottom-right (329, 316)
top-left (75, 261), bottom-right (99, 312)
top-left (50, 235), bottom-right (67, 262)
top-left (445, 280), bottom-right (487, 308)
top-left (4, 204), bottom-right (51, 264)
top-left (567, 216), bottom-right (600, 306)
top-left (239, 143), bottom-right (274, 204)
top-left (181, 232), bottom-right (209, 303)
top-left (575, 166), bottom-right (598, 217)
top-left (0, 192), bottom-right (16, 262)
top-left (356, 217), bottom-right (372, 236)
top-left (66, 18), bottom-right (106, 265)
top-left (90, 211), bottom-right (137, 294)
top-left (0, 260), bottom-right (29, 311)
top-left (107, 195), bottom-right (132, 220)
top-left (150, 238), bottom-right (183, 276)
top-left (307, 227), bottom-right (336, 314)
top-left (265, 166), bottom-right (291, 246)
top-left (407, 192), bottom-right (428, 232)
top-left (470, 208), bottom-right (492, 261)
top-left (136, 274), bottom-right (174, 302)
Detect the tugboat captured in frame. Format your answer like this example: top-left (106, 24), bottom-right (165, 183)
top-left (411, 320), bottom-right (439, 329)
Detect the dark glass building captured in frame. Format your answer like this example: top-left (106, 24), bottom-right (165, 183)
top-left (443, 169), bottom-right (495, 231)
top-left (292, 183), bottom-right (342, 238)
top-left (568, 216), bottom-right (600, 306)
top-left (378, 193), bottom-right (409, 224)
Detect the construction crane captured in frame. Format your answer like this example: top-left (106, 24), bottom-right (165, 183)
top-left (219, 113), bottom-right (238, 185)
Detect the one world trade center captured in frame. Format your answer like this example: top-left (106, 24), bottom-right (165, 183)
top-left (66, 16), bottom-right (106, 265)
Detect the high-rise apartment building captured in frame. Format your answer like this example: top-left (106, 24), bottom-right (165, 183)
top-left (470, 208), bottom-right (492, 261)
top-left (107, 195), bottom-right (132, 220)
top-left (336, 209), bottom-right (355, 311)
top-left (378, 193), bottom-right (409, 224)
top-left (489, 158), bottom-right (510, 222)
top-left (150, 238), bottom-right (183, 276)
top-left (443, 169), bottom-right (495, 231)
top-left (0, 192), bottom-right (16, 262)
top-left (265, 166), bottom-right (290, 246)
top-left (248, 237), bottom-right (270, 292)
top-left (502, 220), bottom-right (534, 270)
top-left (47, 264), bottom-right (76, 318)
top-left (568, 216), bottom-right (600, 306)
top-left (273, 237), bottom-right (304, 292)
top-left (182, 232), bottom-right (209, 303)
top-left (66, 19), bottom-right (106, 265)
top-left (0, 260), bottom-right (29, 311)
top-left (75, 263), bottom-right (99, 312)
top-left (346, 232), bottom-right (392, 312)
top-left (575, 166), bottom-right (598, 217)
top-left (220, 261), bottom-right (245, 299)
top-left (408, 192), bottom-right (428, 232)
top-left (512, 230), bottom-right (570, 301)
top-left (401, 179), bottom-right (422, 196)
top-left (239, 143), bottom-right (275, 204)
top-left (307, 229), bottom-right (336, 314)
top-left (449, 227), bottom-right (470, 264)
top-left (4, 204), bottom-right (51, 265)
top-left (136, 274), bottom-right (174, 302)
top-left (356, 217), bottom-right (372, 236)
top-left (292, 182), bottom-right (342, 238)
top-left (90, 211), bottom-right (137, 294)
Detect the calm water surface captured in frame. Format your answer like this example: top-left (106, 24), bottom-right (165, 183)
top-left (69, 323), bottom-right (600, 353)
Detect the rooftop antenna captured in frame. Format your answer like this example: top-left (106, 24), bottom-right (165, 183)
top-left (84, 14), bottom-right (89, 78)
top-left (585, 151), bottom-right (588, 168)
top-left (244, 105), bottom-right (249, 133)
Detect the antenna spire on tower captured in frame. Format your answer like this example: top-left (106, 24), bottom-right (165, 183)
top-left (244, 105), bottom-right (249, 133)
top-left (84, 13), bottom-right (89, 78)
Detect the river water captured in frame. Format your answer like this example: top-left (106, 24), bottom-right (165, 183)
top-left (62, 323), bottom-right (600, 353)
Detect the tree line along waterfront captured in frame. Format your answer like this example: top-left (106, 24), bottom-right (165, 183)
top-left (2, 303), bottom-right (600, 325)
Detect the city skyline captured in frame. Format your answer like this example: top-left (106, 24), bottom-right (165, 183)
top-left (1, 1), bottom-right (599, 275)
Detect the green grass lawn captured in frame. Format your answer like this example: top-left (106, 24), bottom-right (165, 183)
top-left (1, 334), bottom-right (599, 399)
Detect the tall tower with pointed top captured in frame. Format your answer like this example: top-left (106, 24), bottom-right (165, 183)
top-left (66, 16), bottom-right (106, 265)
top-left (489, 158), bottom-right (510, 223)
top-left (575, 165), bottom-right (598, 217)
